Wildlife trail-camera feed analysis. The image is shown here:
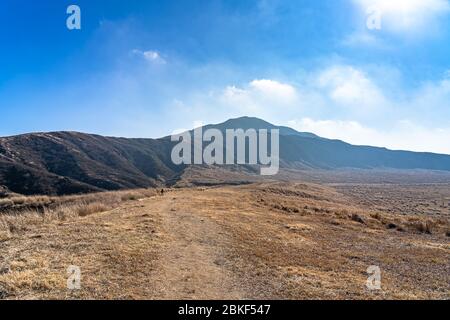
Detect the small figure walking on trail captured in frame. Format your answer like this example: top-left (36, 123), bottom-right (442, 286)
top-left (160, 188), bottom-right (164, 196)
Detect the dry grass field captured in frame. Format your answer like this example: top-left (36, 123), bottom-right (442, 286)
top-left (0, 181), bottom-right (449, 300)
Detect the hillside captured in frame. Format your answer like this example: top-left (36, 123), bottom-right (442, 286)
top-left (1, 117), bottom-right (450, 195)
top-left (0, 132), bottom-right (181, 195)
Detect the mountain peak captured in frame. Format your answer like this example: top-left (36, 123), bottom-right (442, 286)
top-left (219, 116), bottom-right (277, 129)
top-left (206, 116), bottom-right (319, 139)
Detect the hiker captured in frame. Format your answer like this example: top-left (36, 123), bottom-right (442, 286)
top-left (160, 188), bottom-right (164, 196)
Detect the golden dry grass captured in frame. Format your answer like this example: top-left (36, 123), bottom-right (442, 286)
top-left (0, 182), bottom-right (449, 300)
top-left (0, 189), bottom-right (157, 231)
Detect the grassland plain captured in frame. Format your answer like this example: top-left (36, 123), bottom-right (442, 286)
top-left (0, 182), bottom-right (449, 299)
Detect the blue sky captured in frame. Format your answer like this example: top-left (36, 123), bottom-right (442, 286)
top-left (1, 0), bottom-right (450, 153)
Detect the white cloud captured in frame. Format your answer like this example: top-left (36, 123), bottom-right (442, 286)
top-left (287, 65), bottom-right (450, 154)
top-left (222, 85), bottom-right (260, 112)
top-left (168, 64), bottom-right (450, 154)
top-left (249, 79), bottom-right (298, 103)
top-left (132, 49), bottom-right (166, 64)
top-left (160, 78), bottom-right (302, 131)
top-left (289, 118), bottom-right (450, 154)
top-left (314, 65), bottom-right (390, 114)
top-left (221, 79), bottom-right (299, 112)
top-left (353, 0), bottom-right (450, 35)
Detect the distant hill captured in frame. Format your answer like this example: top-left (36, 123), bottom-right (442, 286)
top-left (0, 132), bottom-right (181, 195)
top-left (1, 117), bottom-right (450, 195)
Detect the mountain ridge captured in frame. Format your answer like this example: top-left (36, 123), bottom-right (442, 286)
top-left (1, 117), bottom-right (450, 195)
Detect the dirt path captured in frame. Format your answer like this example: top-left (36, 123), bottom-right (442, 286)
top-left (0, 190), bottom-right (248, 299)
top-left (149, 193), bottom-right (245, 299)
